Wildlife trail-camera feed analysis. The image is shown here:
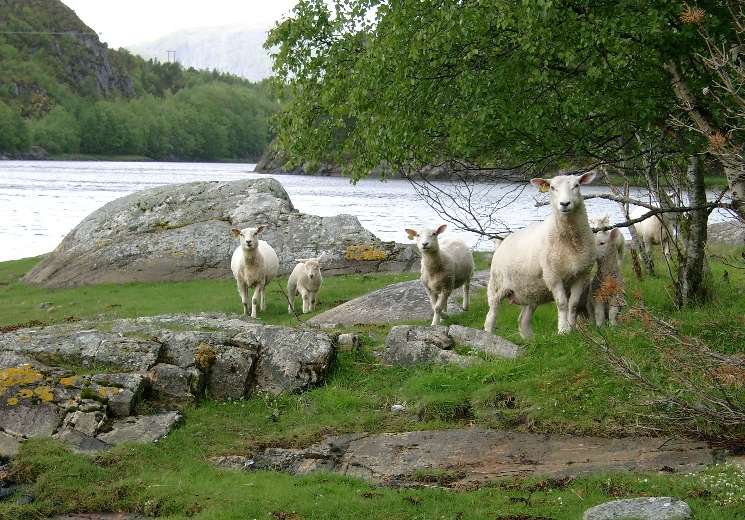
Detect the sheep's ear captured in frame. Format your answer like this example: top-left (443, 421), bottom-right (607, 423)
top-left (610, 228), bottom-right (620, 240)
top-left (578, 171), bottom-right (597, 185)
top-left (256, 225), bottom-right (266, 234)
top-left (530, 178), bottom-right (550, 193)
top-left (230, 228), bottom-right (241, 237)
top-left (405, 229), bottom-right (418, 240)
top-left (434, 224), bottom-right (447, 235)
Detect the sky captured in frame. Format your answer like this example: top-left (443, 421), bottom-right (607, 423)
top-left (61, 0), bottom-right (299, 48)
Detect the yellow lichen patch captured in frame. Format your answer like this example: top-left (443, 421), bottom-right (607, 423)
top-left (97, 386), bottom-right (121, 399)
top-left (6, 397), bottom-right (18, 406)
top-left (33, 386), bottom-right (55, 402)
top-left (17, 389), bottom-right (34, 399)
top-left (345, 245), bottom-right (388, 262)
top-left (0, 365), bottom-right (43, 390)
top-left (194, 343), bottom-right (217, 370)
top-left (59, 375), bottom-right (80, 387)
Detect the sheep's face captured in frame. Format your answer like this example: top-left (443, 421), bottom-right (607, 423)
top-left (531, 172), bottom-right (596, 216)
top-left (405, 225), bottom-right (447, 253)
top-left (231, 225), bottom-right (266, 251)
top-left (594, 229), bottom-right (618, 259)
top-left (302, 259), bottom-right (322, 281)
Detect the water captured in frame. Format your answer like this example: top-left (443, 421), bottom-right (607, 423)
top-left (0, 160), bottom-right (732, 262)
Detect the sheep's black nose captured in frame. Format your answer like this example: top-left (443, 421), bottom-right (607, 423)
top-left (560, 201), bottom-right (570, 208)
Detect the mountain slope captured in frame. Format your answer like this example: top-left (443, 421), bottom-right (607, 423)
top-left (128, 26), bottom-right (273, 81)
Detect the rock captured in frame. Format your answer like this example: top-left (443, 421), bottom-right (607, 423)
top-left (16, 493), bottom-right (34, 505)
top-left (205, 345), bottom-right (256, 400)
top-left (447, 325), bottom-right (522, 359)
top-left (91, 373), bottom-right (146, 418)
top-left (0, 432), bottom-right (20, 458)
top-left (52, 430), bottom-right (111, 454)
top-left (147, 364), bottom-right (203, 402)
top-left (97, 411), bottom-right (182, 445)
top-left (23, 178), bottom-right (418, 288)
top-left (236, 429), bottom-right (712, 486)
top-left (0, 485), bottom-right (18, 501)
top-left (390, 404), bottom-right (406, 413)
top-left (708, 220), bottom-right (745, 246)
top-left (583, 497), bottom-right (693, 520)
top-left (61, 411), bottom-right (104, 437)
top-left (245, 325), bottom-right (336, 394)
top-left (381, 324), bottom-right (521, 366)
top-left (0, 402), bottom-right (64, 438)
top-left (310, 271), bottom-right (489, 326)
top-left (336, 333), bottom-right (361, 350)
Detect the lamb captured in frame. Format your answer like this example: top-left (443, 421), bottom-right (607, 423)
top-left (404, 224), bottom-right (474, 326)
top-left (230, 225), bottom-right (279, 318)
top-left (630, 205), bottom-right (673, 258)
top-left (287, 257), bottom-right (323, 314)
top-left (588, 226), bottom-right (625, 326)
top-left (484, 172), bottom-right (597, 339)
top-left (590, 214), bottom-right (625, 268)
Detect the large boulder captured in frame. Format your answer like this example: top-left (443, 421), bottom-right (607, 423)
top-left (708, 220), bottom-right (745, 246)
top-left (0, 314), bottom-right (337, 454)
top-left (310, 271), bottom-right (489, 326)
top-left (23, 178), bottom-right (418, 288)
top-left (583, 497), bottom-right (693, 520)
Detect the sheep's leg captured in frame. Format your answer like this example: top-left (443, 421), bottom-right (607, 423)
top-left (432, 291), bottom-right (449, 326)
top-left (237, 280), bottom-right (249, 315)
top-left (518, 305), bottom-right (536, 340)
top-left (567, 276), bottom-right (590, 329)
top-left (593, 301), bottom-right (605, 327)
top-left (462, 281), bottom-right (470, 311)
top-left (309, 291), bottom-right (317, 312)
top-left (260, 284), bottom-right (267, 311)
top-left (300, 288), bottom-right (310, 314)
top-left (548, 281), bottom-right (570, 334)
top-left (251, 286), bottom-right (261, 318)
top-left (608, 305), bottom-right (620, 326)
top-left (484, 278), bottom-right (502, 334)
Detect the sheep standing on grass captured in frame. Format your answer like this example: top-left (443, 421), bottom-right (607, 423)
top-left (630, 205), bottom-right (673, 258)
top-left (287, 257), bottom-right (323, 314)
top-left (405, 225), bottom-right (474, 326)
top-left (484, 172), bottom-right (597, 339)
top-left (588, 225), bottom-right (625, 326)
top-left (230, 225), bottom-right (279, 318)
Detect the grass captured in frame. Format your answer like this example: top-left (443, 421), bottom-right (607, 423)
top-left (1, 250), bottom-right (744, 519)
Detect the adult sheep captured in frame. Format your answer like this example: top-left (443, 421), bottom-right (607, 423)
top-left (484, 172), bottom-right (597, 339)
top-left (405, 224), bottom-right (474, 326)
top-left (230, 225), bottom-right (279, 318)
top-left (630, 205), bottom-right (674, 258)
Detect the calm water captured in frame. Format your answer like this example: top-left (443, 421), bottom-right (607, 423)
top-left (0, 160), bottom-right (731, 262)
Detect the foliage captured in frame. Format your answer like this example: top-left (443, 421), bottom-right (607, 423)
top-left (0, 101), bottom-right (29, 152)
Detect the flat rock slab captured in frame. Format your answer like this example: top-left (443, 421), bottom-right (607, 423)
top-left (217, 428), bottom-right (712, 486)
top-left (310, 271), bottom-right (489, 326)
top-left (583, 497), bottom-right (693, 520)
top-left (97, 412), bottom-right (182, 445)
top-left (23, 177), bottom-right (418, 288)
top-left (382, 324), bottom-right (521, 366)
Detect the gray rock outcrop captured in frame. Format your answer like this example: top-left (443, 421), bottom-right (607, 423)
top-left (583, 497), bottom-right (693, 520)
top-left (213, 429), bottom-right (712, 487)
top-left (310, 271), bottom-right (489, 326)
top-left (23, 178), bottom-right (418, 288)
top-left (0, 313), bottom-right (336, 454)
top-left (382, 325), bottom-right (522, 366)
top-left (708, 220), bottom-right (745, 246)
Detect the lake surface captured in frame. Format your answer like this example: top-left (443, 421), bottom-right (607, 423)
top-left (0, 160), bottom-right (731, 262)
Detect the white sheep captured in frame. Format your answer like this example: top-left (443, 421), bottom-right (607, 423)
top-left (630, 205), bottom-right (673, 258)
top-left (404, 224), bottom-right (474, 326)
top-left (590, 214), bottom-right (625, 269)
top-left (484, 172), bottom-right (597, 339)
top-left (588, 226), bottom-right (625, 326)
top-left (287, 257), bottom-right (323, 314)
top-left (230, 225), bottom-right (279, 318)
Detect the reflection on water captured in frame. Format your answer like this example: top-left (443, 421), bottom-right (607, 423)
top-left (0, 160), bottom-right (730, 262)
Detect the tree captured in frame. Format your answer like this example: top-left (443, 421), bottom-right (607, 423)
top-left (29, 105), bottom-right (80, 154)
top-left (0, 101), bottom-right (30, 153)
top-left (267, 0), bottom-right (741, 305)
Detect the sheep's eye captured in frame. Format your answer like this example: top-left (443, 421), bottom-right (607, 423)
top-left (573, 184), bottom-right (579, 189)
top-left (599, 241), bottom-right (605, 245)
top-left (431, 232), bottom-right (437, 237)
top-left (550, 186), bottom-right (555, 191)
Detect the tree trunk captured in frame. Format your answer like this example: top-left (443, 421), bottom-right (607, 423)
top-left (676, 155), bottom-right (710, 307)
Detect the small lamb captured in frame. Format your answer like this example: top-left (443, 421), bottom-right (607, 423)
top-left (484, 172), bottom-right (597, 338)
top-left (230, 225), bottom-right (279, 318)
top-left (287, 257), bottom-right (323, 314)
top-left (405, 224), bottom-right (474, 326)
top-left (588, 226), bottom-right (625, 326)
top-left (590, 214), bottom-right (625, 268)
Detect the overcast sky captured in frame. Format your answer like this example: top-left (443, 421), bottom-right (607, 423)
top-left (61, 0), bottom-right (298, 48)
